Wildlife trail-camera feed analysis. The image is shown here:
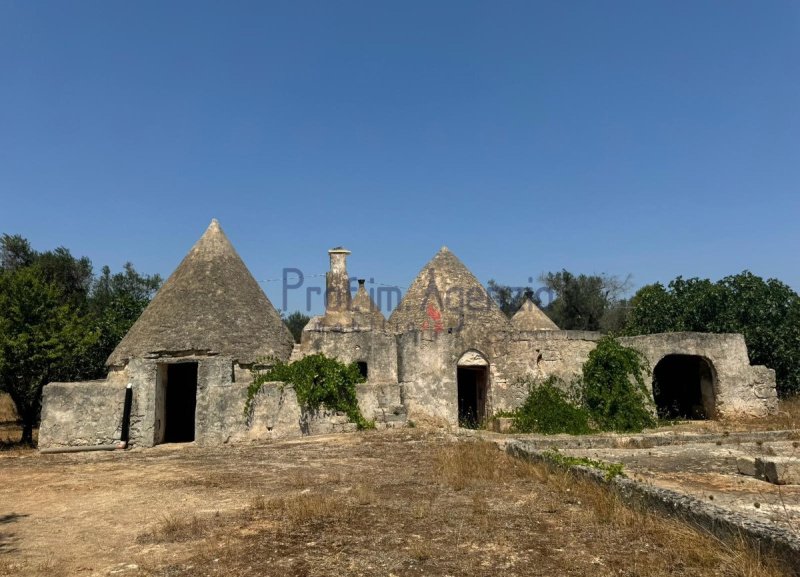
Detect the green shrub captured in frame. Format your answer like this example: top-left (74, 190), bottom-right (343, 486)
top-left (581, 336), bottom-right (656, 432)
top-left (246, 353), bottom-right (373, 429)
top-left (512, 376), bottom-right (592, 435)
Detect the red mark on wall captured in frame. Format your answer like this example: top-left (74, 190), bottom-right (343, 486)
top-left (421, 303), bottom-right (444, 332)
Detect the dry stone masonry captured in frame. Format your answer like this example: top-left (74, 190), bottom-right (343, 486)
top-left (38, 220), bottom-right (778, 449)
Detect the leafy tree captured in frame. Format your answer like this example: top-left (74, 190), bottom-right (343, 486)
top-left (625, 272), bottom-right (800, 396)
top-left (0, 234), bottom-right (35, 271)
top-left (283, 311), bottom-right (311, 344)
top-left (87, 264), bottom-right (162, 373)
top-left (0, 268), bottom-right (98, 443)
top-left (0, 234), bottom-right (161, 442)
top-left (34, 247), bottom-right (94, 308)
top-left (539, 270), bottom-right (632, 331)
top-left (487, 280), bottom-right (537, 318)
top-left (623, 283), bottom-right (675, 334)
top-left (581, 336), bottom-right (656, 432)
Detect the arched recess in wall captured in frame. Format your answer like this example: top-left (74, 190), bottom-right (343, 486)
top-left (652, 354), bottom-right (717, 420)
top-left (456, 350), bottom-right (489, 428)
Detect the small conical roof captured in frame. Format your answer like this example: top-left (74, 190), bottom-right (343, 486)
top-left (107, 219), bottom-right (293, 366)
top-left (389, 247), bottom-right (510, 333)
top-left (351, 282), bottom-right (386, 328)
top-left (511, 297), bottom-right (559, 331)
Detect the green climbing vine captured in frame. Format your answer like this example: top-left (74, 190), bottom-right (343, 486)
top-left (245, 353), bottom-right (373, 429)
top-left (581, 336), bottom-right (656, 432)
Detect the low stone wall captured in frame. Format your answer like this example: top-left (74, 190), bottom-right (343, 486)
top-left (39, 381), bottom-right (128, 448)
top-left (39, 369), bottom-right (404, 449)
top-left (356, 382), bottom-right (407, 428)
top-left (507, 440), bottom-right (800, 572)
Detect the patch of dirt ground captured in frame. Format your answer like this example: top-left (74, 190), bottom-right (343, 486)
top-left (0, 429), bottom-right (793, 577)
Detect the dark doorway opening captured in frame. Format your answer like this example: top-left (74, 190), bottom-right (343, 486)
top-left (653, 355), bottom-right (716, 420)
top-left (162, 363), bottom-right (198, 443)
top-left (357, 361), bottom-right (368, 380)
top-left (457, 366), bottom-right (488, 428)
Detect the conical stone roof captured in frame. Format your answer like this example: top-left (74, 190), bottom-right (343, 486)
top-left (351, 282), bottom-right (386, 329)
top-left (388, 247), bottom-right (510, 334)
top-left (107, 219), bottom-right (293, 367)
top-left (511, 297), bottom-right (559, 331)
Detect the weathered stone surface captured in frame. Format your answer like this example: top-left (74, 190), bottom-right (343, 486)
top-left (297, 330), bottom-right (398, 383)
top-left (736, 456), bottom-right (765, 479)
top-left (388, 246), bottom-right (511, 335)
top-left (761, 457), bottom-right (800, 485)
top-left (511, 297), bottom-right (558, 331)
top-left (107, 219), bottom-right (293, 367)
top-left (39, 381), bottom-right (127, 448)
top-left (40, 355), bottom-right (401, 447)
top-left (458, 350), bottom-right (489, 366)
top-left (507, 440), bottom-right (800, 567)
top-left (621, 333), bottom-right (777, 419)
top-left (490, 417), bottom-right (514, 433)
top-left (38, 230), bottom-right (780, 450)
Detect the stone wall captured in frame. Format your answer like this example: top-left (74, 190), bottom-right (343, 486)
top-left (491, 331), bottom-right (601, 413)
top-left (39, 353), bottom-right (405, 448)
top-left (396, 329), bottom-right (515, 423)
top-left (39, 380), bottom-right (128, 448)
top-left (392, 329), bottom-right (602, 424)
top-left (39, 328), bottom-right (778, 449)
top-left (295, 326), bottom-right (398, 384)
top-left (621, 332), bottom-right (778, 418)
top-left (392, 329), bottom-right (776, 425)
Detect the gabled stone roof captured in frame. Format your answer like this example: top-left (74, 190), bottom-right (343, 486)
top-left (388, 247), bottom-right (511, 334)
top-left (107, 219), bottom-right (293, 367)
top-left (511, 297), bottom-right (559, 331)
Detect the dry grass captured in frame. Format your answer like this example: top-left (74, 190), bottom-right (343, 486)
top-left (434, 439), bottom-right (546, 489)
top-left (136, 512), bottom-right (214, 543)
top-left (0, 556), bottom-right (67, 577)
top-left (570, 474), bottom-right (789, 577)
top-left (261, 492), bottom-right (349, 527)
top-left (716, 397), bottom-right (800, 432)
top-left (683, 397), bottom-right (800, 434)
top-left (2, 430), bottom-right (795, 577)
top-left (0, 394), bottom-right (18, 424)
top-left (434, 439), bottom-right (791, 577)
top-left (769, 397), bottom-right (800, 431)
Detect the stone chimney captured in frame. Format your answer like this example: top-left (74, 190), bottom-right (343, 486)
top-left (326, 247), bottom-right (352, 313)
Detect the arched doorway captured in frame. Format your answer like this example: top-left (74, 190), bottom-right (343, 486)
top-left (457, 351), bottom-right (489, 428)
top-left (653, 355), bottom-right (716, 420)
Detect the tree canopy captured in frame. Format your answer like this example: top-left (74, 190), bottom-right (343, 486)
top-left (283, 311), bottom-right (311, 344)
top-left (486, 280), bottom-right (537, 319)
top-left (0, 234), bottom-right (161, 442)
top-left (624, 271), bottom-right (800, 397)
top-left (539, 270), bottom-right (632, 332)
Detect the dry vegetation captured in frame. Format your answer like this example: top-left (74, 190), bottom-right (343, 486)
top-left (135, 439), bottom-right (791, 576)
top-left (0, 429), bottom-right (796, 576)
top-left (651, 397), bottom-right (800, 435)
top-left (0, 393), bottom-right (21, 445)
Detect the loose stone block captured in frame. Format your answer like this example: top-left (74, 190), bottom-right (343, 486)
top-left (736, 456), bottom-right (765, 479)
top-left (761, 457), bottom-right (800, 485)
top-left (490, 417), bottom-right (514, 434)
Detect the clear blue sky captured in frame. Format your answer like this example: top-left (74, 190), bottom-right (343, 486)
top-left (2, 1), bottom-right (798, 315)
